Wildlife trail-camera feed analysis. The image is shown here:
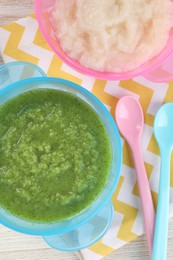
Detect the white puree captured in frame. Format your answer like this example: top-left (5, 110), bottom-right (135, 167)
top-left (52, 0), bottom-right (173, 72)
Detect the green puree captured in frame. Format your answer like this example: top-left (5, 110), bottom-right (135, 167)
top-left (0, 89), bottom-right (111, 223)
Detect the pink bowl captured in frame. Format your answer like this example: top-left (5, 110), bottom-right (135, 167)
top-left (34, 0), bottom-right (173, 81)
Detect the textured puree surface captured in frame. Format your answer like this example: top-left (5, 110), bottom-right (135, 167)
top-left (52, 0), bottom-right (173, 72)
top-left (0, 89), bottom-right (111, 223)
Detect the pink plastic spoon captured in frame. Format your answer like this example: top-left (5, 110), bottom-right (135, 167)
top-left (115, 95), bottom-right (155, 258)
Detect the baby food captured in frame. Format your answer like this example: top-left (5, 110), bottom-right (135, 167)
top-left (0, 89), bottom-right (111, 222)
top-left (52, 0), bottom-right (173, 72)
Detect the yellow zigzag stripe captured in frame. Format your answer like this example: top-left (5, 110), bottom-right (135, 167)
top-left (148, 82), bottom-right (173, 187)
top-left (148, 136), bottom-right (173, 188)
top-left (3, 23), bottom-right (38, 64)
top-left (148, 82), bottom-right (173, 156)
top-left (147, 134), bottom-right (159, 156)
top-left (47, 55), bottom-right (82, 85)
top-left (123, 141), bottom-right (134, 168)
top-left (164, 81), bottom-right (173, 103)
top-left (33, 26), bottom-right (51, 51)
top-left (119, 79), bottom-right (154, 126)
top-left (132, 162), bottom-right (158, 209)
top-left (164, 82), bottom-right (173, 185)
top-left (89, 239), bottom-right (114, 256)
top-left (92, 79), bottom-right (118, 117)
top-left (112, 177), bottom-right (138, 242)
top-left (89, 177), bottom-right (139, 255)
top-left (32, 19), bottom-right (82, 85)
top-left (92, 79), bottom-right (156, 171)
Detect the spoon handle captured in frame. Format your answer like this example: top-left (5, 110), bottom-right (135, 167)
top-left (131, 139), bottom-right (155, 258)
top-left (152, 149), bottom-right (170, 260)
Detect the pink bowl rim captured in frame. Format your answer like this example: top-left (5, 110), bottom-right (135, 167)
top-left (34, 0), bottom-right (173, 81)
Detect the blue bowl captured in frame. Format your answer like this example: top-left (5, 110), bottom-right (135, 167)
top-left (0, 76), bottom-right (122, 237)
top-left (0, 61), bottom-right (122, 250)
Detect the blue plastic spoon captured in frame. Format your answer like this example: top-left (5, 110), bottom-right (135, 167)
top-left (153, 103), bottom-right (173, 260)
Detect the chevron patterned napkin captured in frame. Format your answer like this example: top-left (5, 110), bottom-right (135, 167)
top-left (0, 15), bottom-right (173, 260)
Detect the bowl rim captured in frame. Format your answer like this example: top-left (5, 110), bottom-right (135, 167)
top-left (0, 77), bottom-right (122, 236)
top-left (0, 61), bottom-right (46, 78)
top-left (34, 0), bottom-right (173, 80)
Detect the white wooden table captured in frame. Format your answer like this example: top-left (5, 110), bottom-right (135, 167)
top-left (0, 1), bottom-right (173, 259)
